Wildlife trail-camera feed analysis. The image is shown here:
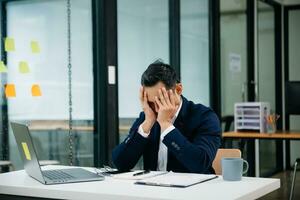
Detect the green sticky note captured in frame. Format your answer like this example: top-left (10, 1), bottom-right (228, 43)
top-left (5, 37), bottom-right (15, 52)
top-left (31, 41), bottom-right (40, 53)
top-left (19, 61), bottom-right (30, 74)
top-left (0, 61), bottom-right (8, 73)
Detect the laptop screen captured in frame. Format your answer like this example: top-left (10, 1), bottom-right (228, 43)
top-left (11, 122), bottom-right (45, 183)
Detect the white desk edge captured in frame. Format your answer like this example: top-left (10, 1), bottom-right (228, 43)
top-left (0, 165), bottom-right (280, 200)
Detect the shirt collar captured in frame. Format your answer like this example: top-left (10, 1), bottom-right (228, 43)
top-left (171, 97), bottom-right (183, 123)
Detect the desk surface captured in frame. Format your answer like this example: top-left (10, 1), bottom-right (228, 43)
top-left (223, 131), bottom-right (300, 139)
top-left (0, 165), bottom-right (280, 200)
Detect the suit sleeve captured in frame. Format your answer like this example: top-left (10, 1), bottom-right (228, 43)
top-left (163, 110), bottom-right (221, 173)
top-left (112, 112), bottom-right (149, 171)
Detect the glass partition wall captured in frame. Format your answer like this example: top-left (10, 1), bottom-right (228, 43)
top-left (220, 0), bottom-right (283, 177)
top-left (257, 0), bottom-right (278, 176)
top-left (220, 0), bottom-right (247, 120)
top-left (2, 0), bottom-right (94, 170)
top-left (286, 8), bottom-right (300, 167)
top-left (180, 0), bottom-right (210, 106)
top-left (117, 0), bottom-right (169, 169)
top-left (117, 0), bottom-right (211, 169)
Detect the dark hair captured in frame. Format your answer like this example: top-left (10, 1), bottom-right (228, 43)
top-left (141, 59), bottom-right (179, 89)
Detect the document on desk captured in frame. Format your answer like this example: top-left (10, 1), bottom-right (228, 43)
top-left (112, 170), bottom-right (168, 180)
top-left (135, 172), bottom-right (218, 188)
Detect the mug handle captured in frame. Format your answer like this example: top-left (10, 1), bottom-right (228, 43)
top-left (243, 160), bottom-right (249, 174)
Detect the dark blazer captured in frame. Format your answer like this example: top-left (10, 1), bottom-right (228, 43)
top-left (112, 96), bottom-right (221, 174)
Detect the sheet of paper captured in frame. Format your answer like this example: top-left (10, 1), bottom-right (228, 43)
top-left (229, 53), bottom-right (241, 73)
top-left (0, 61), bottom-right (8, 73)
top-left (19, 61), bottom-right (30, 73)
top-left (5, 84), bottom-right (16, 98)
top-left (5, 37), bottom-right (15, 52)
top-left (31, 84), bottom-right (42, 97)
top-left (31, 41), bottom-right (40, 53)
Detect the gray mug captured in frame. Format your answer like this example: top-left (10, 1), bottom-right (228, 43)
top-left (221, 158), bottom-right (249, 181)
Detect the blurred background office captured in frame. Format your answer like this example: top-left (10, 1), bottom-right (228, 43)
top-left (0, 0), bottom-right (300, 199)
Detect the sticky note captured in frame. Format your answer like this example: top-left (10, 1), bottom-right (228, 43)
top-left (5, 37), bottom-right (15, 52)
top-left (5, 84), bottom-right (16, 98)
top-left (19, 61), bottom-right (30, 73)
top-left (31, 84), bottom-right (42, 97)
top-left (0, 61), bottom-right (8, 73)
top-left (22, 142), bottom-right (31, 160)
top-left (31, 41), bottom-right (40, 53)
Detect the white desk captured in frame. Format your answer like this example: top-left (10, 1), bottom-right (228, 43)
top-left (0, 165), bottom-right (280, 200)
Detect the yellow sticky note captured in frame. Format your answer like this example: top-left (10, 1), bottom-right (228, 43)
top-left (22, 142), bottom-right (31, 160)
top-left (5, 84), bottom-right (16, 98)
top-left (0, 61), bottom-right (8, 73)
top-left (31, 41), bottom-right (40, 53)
top-left (5, 37), bottom-right (15, 52)
top-left (19, 61), bottom-right (30, 73)
top-left (31, 84), bottom-right (42, 97)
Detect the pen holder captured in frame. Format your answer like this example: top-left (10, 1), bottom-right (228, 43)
top-left (267, 122), bottom-right (277, 133)
top-left (265, 114), bottom-right (280, 134)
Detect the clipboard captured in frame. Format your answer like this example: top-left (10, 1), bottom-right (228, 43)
top-left (135, 172), bottom-right (218, 188)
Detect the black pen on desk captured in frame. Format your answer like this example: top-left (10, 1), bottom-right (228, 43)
top-left (201, 175), bottom-right (218, 183)
top-left (133, 170), bottom-right (151, 176)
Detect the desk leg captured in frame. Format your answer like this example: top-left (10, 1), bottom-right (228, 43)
top-left (283, 140), bottom-right (286, 170)
top-left (247, 139), bottom-right (256, 177)
top-left (49, 131), bottom-right (53, 160)
top-left (286, 140), bottom-right (291, 169)
top-left (255, 139), bottom-right (260, 177)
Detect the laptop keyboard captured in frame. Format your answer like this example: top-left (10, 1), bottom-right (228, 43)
top-left (43, 170), bottom-right (75, 180)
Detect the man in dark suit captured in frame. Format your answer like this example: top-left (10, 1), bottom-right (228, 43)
top-left (112, 60), bottom-right (221, 174)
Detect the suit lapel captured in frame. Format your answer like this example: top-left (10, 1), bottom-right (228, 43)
top-left (173, 96), bottom-right (189, 133)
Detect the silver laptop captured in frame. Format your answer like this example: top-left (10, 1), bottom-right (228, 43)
top-left (11, 122), bottom-right (104, 185)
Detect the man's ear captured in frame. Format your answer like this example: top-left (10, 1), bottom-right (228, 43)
top-left (175, 83), bottom-right (183, 96)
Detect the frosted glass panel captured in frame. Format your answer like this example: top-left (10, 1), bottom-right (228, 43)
top-left (5, 0), bottom-right (94, 169)
top-left (288, 10), bottom-right (300, 166)
top-left (180, 0), bottom-right (209, 106)
top-left (288, 10), bottom-right (300, 81)
top-left (257, 2), bottom-right (275, 111)
top-left (257, 1), bottom-right (276, 176)
top-left (118, 0), bottom-right (169, 119)
top-left (6, 0), bottom-right (93, 120)
top-left (220, 0), bottom-right (247, 117)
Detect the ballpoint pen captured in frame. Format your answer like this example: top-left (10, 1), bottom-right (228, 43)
top-left (133, 170), bottom-right (151, 176)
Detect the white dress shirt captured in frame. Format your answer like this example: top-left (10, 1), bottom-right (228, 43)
top-left (138, 99), bottom-right (183, 171)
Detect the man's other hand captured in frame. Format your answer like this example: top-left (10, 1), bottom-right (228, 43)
top-left (140, 87), bottom-right (156, 134)
top-left (155, 88), bottom-right (178, 132)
